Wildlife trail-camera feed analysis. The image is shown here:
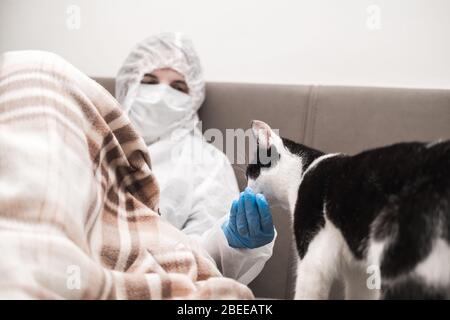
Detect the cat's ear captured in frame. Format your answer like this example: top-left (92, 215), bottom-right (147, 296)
top-left (251, 120), bottom-right (274, 149)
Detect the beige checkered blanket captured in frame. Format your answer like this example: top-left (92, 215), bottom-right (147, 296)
top-left (0, 50), bottom-right (253, 300)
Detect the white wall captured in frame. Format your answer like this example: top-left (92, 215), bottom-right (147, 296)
top-left (1, 0), bottom-right (450, 89)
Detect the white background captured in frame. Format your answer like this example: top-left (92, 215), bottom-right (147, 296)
top-left (1, 0), bottom-right (450, 88)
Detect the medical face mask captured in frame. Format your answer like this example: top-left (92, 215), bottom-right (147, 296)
top-left (129, 83), bottom-right (192, 143)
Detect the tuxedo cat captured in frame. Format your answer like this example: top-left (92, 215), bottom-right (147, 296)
top-left (247, 120), bottom-right (450, 299)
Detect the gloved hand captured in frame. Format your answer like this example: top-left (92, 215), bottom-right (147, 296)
top-left (221, 187), bottom-right (275, 249)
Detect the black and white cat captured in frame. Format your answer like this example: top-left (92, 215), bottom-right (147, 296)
top-left (246, 120), bottom-right (450, 300)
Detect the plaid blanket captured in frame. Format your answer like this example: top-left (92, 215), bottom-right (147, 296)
top-left (0, 50), bottom-right (253, 300)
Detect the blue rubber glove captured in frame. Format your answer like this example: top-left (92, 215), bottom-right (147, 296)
top-left (221, 187), bottom-right (275, 249)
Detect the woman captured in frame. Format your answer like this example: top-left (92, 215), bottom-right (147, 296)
top-left (115, 32), bottom-right (276, 284)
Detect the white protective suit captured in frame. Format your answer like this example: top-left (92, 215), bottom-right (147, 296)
top-left (115, 32), bottom-right (275, 285)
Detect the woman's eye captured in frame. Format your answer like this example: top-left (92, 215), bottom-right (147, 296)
top-left (141, 79), bottom-right (158, 85)
top-left (171, 83), bottom-right (189, 94)
top-left (141, 75), bottom-right (159, 84)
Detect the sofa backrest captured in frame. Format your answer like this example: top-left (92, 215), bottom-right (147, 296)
top-left (94, 77), bottom-right (450, 299)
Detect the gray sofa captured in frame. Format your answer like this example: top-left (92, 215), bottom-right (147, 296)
top-left (94, 78), bottom-right (450, 299)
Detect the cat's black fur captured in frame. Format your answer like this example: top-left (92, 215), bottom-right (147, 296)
top-left (247, 138), bottom-right (450, 299)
